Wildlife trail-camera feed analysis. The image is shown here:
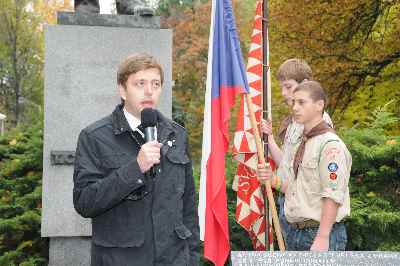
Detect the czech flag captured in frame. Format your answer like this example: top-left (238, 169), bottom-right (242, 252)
top-left (199, 0), bottom-right (250, 265)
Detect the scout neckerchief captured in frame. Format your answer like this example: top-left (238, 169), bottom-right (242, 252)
top-left (293, 120), bottom-right (335, 178)
top-left (277, 115), bottom-right (292, 143)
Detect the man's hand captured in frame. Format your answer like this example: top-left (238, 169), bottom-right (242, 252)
top-left (137, 141), bottom-right (162, 173)
top-left (260, 119), bottom-right (273, 136)
top-left (310, 234), bottom-right (329, 251)
top-left (256, 163), bottom-right (273, 185)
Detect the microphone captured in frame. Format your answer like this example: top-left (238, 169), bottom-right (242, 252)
top-left (140, 108), bottom-right (158, 177)
top-left (141, 108), bottom-right (158, 142)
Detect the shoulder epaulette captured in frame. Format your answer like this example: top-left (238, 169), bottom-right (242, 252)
top-left (172, 121), bottom-right (186, 132)
top-left (84, 116), bottom-right (111, 134)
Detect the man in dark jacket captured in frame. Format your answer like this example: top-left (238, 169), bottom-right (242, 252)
top-left (73, 53), bottom-right (199, 265)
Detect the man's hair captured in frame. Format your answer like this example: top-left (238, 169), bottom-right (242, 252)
top-left (117, 53), bottom-right (164, 86)
top-left (294, 80), bottom-right (327, 110)
top-left (276, 58), bottom-right (313, 83)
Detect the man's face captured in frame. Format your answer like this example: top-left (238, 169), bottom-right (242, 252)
top-left (119, 68), bottom-right (162, 118)
top-left (279, 79), bottom-right (299, 106)
top-left (292, 90), bottom-right (323, 124)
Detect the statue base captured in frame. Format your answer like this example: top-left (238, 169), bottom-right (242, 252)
top-left (57, 12), bottom-right (160, 28)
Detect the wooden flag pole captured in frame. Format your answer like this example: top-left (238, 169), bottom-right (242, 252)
top-left (262, 0), bottom-right (271, 251)
top-left (244, 94), bottom-right (286, 251)
top-left (262, 0), bottom-right (273, 250)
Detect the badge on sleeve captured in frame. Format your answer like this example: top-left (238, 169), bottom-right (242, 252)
top-left (329, 182), bottom-right (338, 190)
top-left (325, 147), bottom-right (340, 160)
top-left (328, 162), bottom-right (338, 172)
top-left (330, 172), bottom-right (337, 180)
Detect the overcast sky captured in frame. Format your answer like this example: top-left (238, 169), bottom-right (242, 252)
top-left (99, 0), bottom-right (113, 14)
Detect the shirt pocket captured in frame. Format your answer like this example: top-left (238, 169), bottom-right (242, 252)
top-left (300, 158), bottom-right (321, 194)
top-left (165, 148), bottom-right (190, 165)
top-left (175, 223), bottom-right (192, 263)
top-left (165, 148), bottom-right (190, 192)
top-left (163, 148), bottom-right (189, 210)
top-left (175, 223), bottom-right (193, 240)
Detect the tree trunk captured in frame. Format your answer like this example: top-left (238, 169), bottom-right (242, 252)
top-left (12, 2), bottom-right (21, 126)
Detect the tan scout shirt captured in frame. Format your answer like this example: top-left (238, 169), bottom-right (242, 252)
top-left (282, 132), bottom-right (352, 223)
top-left (276, 112), bottom-right (333, 186)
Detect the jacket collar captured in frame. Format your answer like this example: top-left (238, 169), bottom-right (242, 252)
top-left (111, 104), bottom-right (175, 140)
top-left (111, 104), bottom-right (133, 135)
top-left (157, 111), bottom-right (174, 143)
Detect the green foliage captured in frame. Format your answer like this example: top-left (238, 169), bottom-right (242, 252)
top-left (0, 121), bottom-right (48, 265)
top-left (341, 62), bottom-right (400, 134)
top-left (339, 105), bottom-right (400, 250)
top-left (347, 195), bottom-right (400, 251)
top-left (364, 100), bottom-right (399, 131)
top-left (0, 0), bottom-right (44, 127)
top-left (270, 0), bottom-right (400, 120)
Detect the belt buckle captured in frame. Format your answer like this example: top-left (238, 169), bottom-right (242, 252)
top-left (290, 222), bottom-right (301, 229)
top-left (292, 220), bottom-right (316, 229)
top-left (297, 221), bottom-right (306, 230)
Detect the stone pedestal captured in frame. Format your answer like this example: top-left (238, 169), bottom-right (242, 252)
top-left (42, 14), bottom-right (172, 265)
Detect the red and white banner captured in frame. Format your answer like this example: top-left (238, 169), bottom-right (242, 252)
top-left (232, 1), bottom-right (275, 251)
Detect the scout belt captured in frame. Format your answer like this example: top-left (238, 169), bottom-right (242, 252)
top-left (290, 219), bottom-right (320, 229)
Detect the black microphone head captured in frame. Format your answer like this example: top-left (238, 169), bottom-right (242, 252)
top-left (141, 108), bottom-right (157, 128)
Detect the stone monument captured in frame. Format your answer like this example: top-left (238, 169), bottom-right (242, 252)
top-left (41, 8), bottom-right (172, 266)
